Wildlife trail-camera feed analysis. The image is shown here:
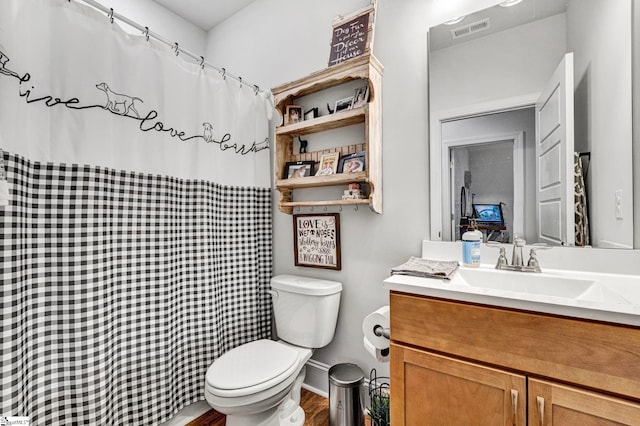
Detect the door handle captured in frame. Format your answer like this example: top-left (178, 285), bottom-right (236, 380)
top-left (536, 396), bottom-right (545, 426)
top-left (510, 389), bottom-right (518, 426)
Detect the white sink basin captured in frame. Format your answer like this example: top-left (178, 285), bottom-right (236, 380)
top-left (457, 268), bottom-right (596, 299)
top-left (384, 264), bottom-right (640, 326)
top-left (457, 268), bottom-right (631, 305)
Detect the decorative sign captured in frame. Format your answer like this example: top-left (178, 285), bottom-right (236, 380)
top-left (293, 213), bottom-right (341, 270)
top-left (328, 6), bottom-right (374, 66)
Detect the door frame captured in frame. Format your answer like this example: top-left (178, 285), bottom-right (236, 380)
top-left (429, 93), bottom-right (539, 241)
top-left (444, 132), bottom-right (524, 241)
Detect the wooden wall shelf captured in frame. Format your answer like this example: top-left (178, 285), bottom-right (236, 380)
top-left (276, 171), bottom-right (368, 189)
top-left (275, 107), bottom-right (367, 137)
top-left (272, 53), bottom-right (383, 214)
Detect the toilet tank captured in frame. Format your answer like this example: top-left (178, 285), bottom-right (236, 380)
top-left (270, 275), bottom-right (342, 348)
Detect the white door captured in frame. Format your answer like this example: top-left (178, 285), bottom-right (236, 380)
top-left (535, 53), bottom-right (575, 246)
top-left (448, 151), bottom-right (457, 241)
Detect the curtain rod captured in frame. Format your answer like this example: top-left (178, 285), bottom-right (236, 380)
top-left (71, 0), bottom-right (269, 97)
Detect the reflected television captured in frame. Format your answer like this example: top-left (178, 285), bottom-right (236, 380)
top-left (472, 204), bottom-right (504, 226)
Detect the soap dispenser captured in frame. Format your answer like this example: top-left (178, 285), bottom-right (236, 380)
top-left (462, 219), bottom-right (482, 268)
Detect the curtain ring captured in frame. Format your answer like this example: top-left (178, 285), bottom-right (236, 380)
top-left (108, 8), bottom-right (114, 24)
top-left (173, 42), bottom-right (179, 56)
top-left (200, 56), bottom-right (205, 69)
top-left (253, 84), bottom-right (260, 95)
top-left (239, 77), bottom-right (243, 88)
top-left (143, 26), bottom-right (149, 42)
top-left (221, 67), bottom-right (226, 80)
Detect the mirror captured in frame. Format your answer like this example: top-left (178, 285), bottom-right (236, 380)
top-left (428, 0), bottom-right (635, 249)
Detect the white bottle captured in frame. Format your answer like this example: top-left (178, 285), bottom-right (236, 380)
top-left (462, 222), bottom-right (482, 267)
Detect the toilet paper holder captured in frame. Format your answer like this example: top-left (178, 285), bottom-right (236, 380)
top-left (373, 325), bottom-right (390, 340)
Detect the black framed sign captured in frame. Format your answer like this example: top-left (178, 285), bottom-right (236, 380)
top-left (293, 213), bottom-right (341, 270)
top-left (328, 6), bottom-right (375, 66)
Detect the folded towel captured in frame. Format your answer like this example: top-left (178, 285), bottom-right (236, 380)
top-left (391, 256), bottom-right (459, 280)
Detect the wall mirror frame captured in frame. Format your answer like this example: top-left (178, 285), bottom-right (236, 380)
top-left (428, 0), bottom-right (640, 250)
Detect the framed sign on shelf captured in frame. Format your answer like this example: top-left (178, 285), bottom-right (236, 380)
top-left (328, 4), bottom-right (376, 66)
top-left (293, 213), bottom-right (341, 270)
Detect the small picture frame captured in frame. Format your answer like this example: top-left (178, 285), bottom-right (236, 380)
top-left (285, 105), bottom-right (303, 124)
top-left (334, 96), bottom-right (354, 113)
top-left (352, 85), bottom-right (370, 108)
top-left (304, 107), bottom-right (319, 120)
top-left (284, 161), bottom-right (314, 179)
top-left (315, 152), bottom-right (340, 176)
top-left (338, 151), bottom-right (366, 173)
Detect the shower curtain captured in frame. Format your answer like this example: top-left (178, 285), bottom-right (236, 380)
top-left (0, 1), bottom-right (273, 424)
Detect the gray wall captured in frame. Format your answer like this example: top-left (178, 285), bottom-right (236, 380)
top-left (205, 0), bottom-right (502, 392)
top-left (94, 0), bottom-right (206, 53)
top-left (568, 0), bottom-right (634, 248)
top-left (430, 13), bottom-right (566, 113)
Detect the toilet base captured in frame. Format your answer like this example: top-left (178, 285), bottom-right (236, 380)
top-left (218, 366), bottom-right (307, 426)
top-left (279, 406), bottom-right (304, 426)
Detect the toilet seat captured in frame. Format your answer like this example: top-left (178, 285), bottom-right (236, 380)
top-left (206, 339), bottom-right (301, 398)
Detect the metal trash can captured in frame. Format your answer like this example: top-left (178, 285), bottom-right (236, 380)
top-left (328, 363), bottom-right (365, 426)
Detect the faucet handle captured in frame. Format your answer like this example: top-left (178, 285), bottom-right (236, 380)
top-left (527, 244), bottom-right (552, 272)
top-left (486, 242), bottom-right (509, 269)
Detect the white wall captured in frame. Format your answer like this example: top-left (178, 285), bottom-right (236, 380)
top-left (205, 0), bottom-right (504, 393)
top-left (92, 0), bottom-right (206, 54)
top-left (430, 13), bottom-right (566, 113)
top-left (567, 0), bottom-right (633, 249)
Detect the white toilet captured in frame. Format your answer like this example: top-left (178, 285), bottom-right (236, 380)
top-left (204, 274), bottom-right (342, 426)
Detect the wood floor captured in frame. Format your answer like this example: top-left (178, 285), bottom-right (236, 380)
top-left (186, 388), bottom-right (329, 426)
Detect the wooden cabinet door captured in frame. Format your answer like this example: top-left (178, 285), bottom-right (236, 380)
top-left (529, 379), bottom-right (640, 425)
top-left (391, 343), bottom-right (526, 425)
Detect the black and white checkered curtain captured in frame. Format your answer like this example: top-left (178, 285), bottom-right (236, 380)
top-left (0, 152), bottom-right (273, 424)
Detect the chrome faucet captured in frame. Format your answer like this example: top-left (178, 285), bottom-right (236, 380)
top-left (511, 237), bottom-right (526, 267)
top-left (488, 239), bottom-right (551, 273)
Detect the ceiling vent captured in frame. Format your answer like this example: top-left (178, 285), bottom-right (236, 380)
top-left (450, 18), bottom-right (491, 40)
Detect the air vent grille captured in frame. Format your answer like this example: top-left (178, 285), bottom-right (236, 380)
top-left (450, 18), bottom-right (491, 40)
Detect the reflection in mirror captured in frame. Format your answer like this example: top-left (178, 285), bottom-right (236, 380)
top-left (428, 0), bottom-right (634, 249)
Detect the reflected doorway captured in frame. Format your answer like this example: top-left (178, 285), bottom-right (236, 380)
top-left (450, 141), bottom-right (514, 242)
top-left (441, 108), bottom-right (532, 243)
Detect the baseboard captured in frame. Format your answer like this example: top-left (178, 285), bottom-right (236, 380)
top-left (301, 383), bottom-right (328, 398)
top-left (303, 358), bottom-right (330, 397)
top-left (303, 358), bottom-right (371, 400)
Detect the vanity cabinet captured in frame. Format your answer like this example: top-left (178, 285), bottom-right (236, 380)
top-left (528, 379), bottom-right (640, 425)
top-left (271, 53), bottom-right (383, 214)
top-left (392, 345), bottom-right (526, 424)
top-left (389, 292), bottom-right (640, 425)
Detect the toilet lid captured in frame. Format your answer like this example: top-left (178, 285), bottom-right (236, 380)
top-left (207, 339), bottom-right (300, 390)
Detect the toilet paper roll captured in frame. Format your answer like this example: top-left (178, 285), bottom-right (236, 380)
top-left (363, 337), bottom-right (390, 363)
top-left (362, 305), bottom-right (390, 350)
